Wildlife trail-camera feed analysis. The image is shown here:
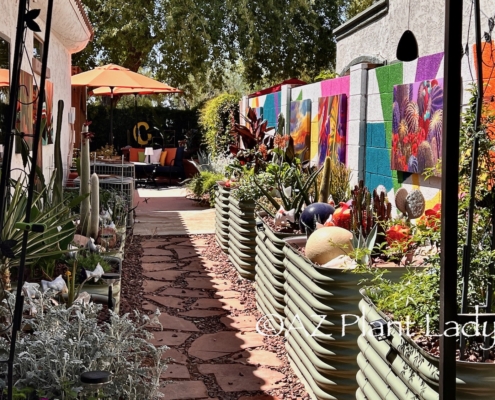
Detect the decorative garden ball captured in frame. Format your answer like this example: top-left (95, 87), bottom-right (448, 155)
top-left (299, 202), bottom-right (335, 235)
top-left (305, 226), bottom-right (354, 266)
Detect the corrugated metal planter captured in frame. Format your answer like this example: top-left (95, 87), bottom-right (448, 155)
top-left (283, 237), bottom-right (412, 400)
top-left (214, 183), bottom-right (230, 253)
top-left (255, 213), bottom-right (299, 331)
top-left (228, 196), bottom-right (256, 280)
top-left (357, 290), bottom-right (495, 400)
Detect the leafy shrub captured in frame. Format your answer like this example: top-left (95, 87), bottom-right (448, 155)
top-left (199, 93), bottom-right (239, 157)
top-left (187, 171), bottom-right (225, 206)
top-left (0, 292), bottom-right (168, 399)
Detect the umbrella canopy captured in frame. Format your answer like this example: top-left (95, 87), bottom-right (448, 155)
top-left (247, 78), bottom-right (306, 98)
top-left (71, 63), bottom-right (173, 90)
top-left (0, 69), bottom-right (9, 87)
top-left (90, 86), bottom-right (182, 96)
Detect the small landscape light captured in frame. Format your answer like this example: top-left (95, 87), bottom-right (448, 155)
top-left (102, 272), bottom-right (121, 312)
top-left (256, 221), bottom-right (264, 232)
top-left (369, 319), bottom-right (392, 341)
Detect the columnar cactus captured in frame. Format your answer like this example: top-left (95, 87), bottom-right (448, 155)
top-left (318, 156), bottom-right (331, 203)
top-left (89, 173), bottom-right (100, 239)
top-left (350, 180), bottom-right (372, 236)
top-left (53, 100), bottom-right (64, 206)
top-left (80, 123), bottom-right (91, 236)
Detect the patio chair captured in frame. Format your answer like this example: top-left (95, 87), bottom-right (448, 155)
top-left (153, 146), bottom-right (185, 185)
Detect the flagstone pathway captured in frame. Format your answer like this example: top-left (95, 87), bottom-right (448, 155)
top-left (138, 234), bottom-right (309, 400)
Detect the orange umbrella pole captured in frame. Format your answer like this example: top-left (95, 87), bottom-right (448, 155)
top-left (109, 86), bottom-right (114, 146)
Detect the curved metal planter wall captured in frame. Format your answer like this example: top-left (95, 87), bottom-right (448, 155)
top-left (228, 196), bottom-right (256, 280)
top-left (215, 184), bottom-right (230, 253)
top-left (283, 237), bottom-right (411, 400)
top-left (254, 214), bottom-right (299, 331)
top-left (357, 292), bottom-right (495, 400)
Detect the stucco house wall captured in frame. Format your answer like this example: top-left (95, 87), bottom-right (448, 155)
top-left (0, 0), bottom-right (92, 183)
top-left (335, 0), bottom-right (492, 75)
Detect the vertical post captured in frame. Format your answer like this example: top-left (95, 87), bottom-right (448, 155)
top-left (0, 0), bottom-right (28, 233)
top-left (109, 86), bottom-right (114, 146)
top-left (8, 1), bottom-right (55, 399)
top-left (439, 0), bottom-right (463, 398)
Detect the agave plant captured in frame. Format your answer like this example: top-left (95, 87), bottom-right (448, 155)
top-left (0, 174), bottom-right (86, 291)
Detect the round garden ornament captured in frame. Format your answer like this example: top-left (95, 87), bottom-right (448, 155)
top-left (305, 226), bottom-right (353, 266)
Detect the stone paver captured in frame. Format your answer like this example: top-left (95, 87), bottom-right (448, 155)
top-left (144, 295), bottom-right (185, 309)
top-left (191, 298), bottom-right (246, 311)
top-left (179, 310), bottom-right (227, 317)
top-left (142, 255), bottom-right (174, 263)
top-left (232, 350), bottom-right (284, 367)
top-left (163, 348), bottom-right (188, 364)
top-left (188, 331), bottom-right (264, 360)
top-left (161, 364), bottom-right (190, 379)
top-left (214, 290), bottom-right (241, 299)
top-left (160, 287), bottom-right (209, 298)
top-left (149, 331), bottom-right (191, 346)
top-left (157, 313), bottom-right (199, 332)
top-left (142, 280), bottom-right (169, 294)
top-left (197, 364), bottom-right (285, 392)
top-left (239, 396), bottom-right (282, 400)
top-left (142, 262), bottom-right (179, 272)
top-left (181, 262), bottom-right (209, 272)
top-left (160, 381), bottom-right (209, 399)
top-left (143, 270), bottom-right (184, 281)
top-left (143, 248), bottom-right (174, 256)
top-left (174, 246), bottom-right (198, 259)
top-left (141, 240), bottom-right (167, 248)
top-left (220, 316), bottom-right (258, 331)
top-left (185, 277), bottom-right (232, 291)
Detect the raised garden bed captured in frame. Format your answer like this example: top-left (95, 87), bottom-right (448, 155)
top-left (283, 237), bottom-right (417, 400)
top-left (215, 183), bottom-right (230, 253)
top-left (255, 213), bottom-right (300, 332)
top-left (357, 290), bottom-right (495, 400)
top-left (228, 196), bottom-right (256, 280)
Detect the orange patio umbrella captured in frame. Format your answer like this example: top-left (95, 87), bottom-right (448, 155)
top-left (71, 64), bottom-right (177, 144)
top-left (0, 69), bottom-right (9, 87)
top-left (89, 86), bottom-right (183, 147)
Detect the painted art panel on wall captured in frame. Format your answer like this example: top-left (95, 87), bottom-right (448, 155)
top-left (290, 99), bottom-right (311, 155)
top-left (317, 94), bottom-right (347, 166)
top-left (391, 79), bottom-right (443, 174)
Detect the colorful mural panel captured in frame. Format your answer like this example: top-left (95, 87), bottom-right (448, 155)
top-left (290, 99), bottom-right (311, 154)
top-left (317, 94), bottom-right (347, 166)
top-left (391, 79), bottom-right (443, 174)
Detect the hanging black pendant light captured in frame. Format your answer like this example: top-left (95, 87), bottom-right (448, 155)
top-left (396, 29), bottom-right (419, 61)
top-left (396, 0), bottom-right (419, 62)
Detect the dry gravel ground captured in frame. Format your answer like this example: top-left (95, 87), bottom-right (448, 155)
top-left (123, 232), bottom-right (310, 400)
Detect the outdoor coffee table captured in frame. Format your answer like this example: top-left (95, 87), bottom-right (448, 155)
top-left (132, 162), bottom-right (157, 187)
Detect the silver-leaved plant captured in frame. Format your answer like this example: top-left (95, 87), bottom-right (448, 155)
top-left (0, 290), bottom-right (169, 399)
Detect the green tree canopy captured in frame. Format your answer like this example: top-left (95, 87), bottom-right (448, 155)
top-left (75, 0), bottom-right (347, 98)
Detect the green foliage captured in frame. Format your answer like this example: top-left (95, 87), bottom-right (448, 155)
top-left (186, 171), bottom-right (225, 206)
top-left (74, 251), bottom-right (113, 274)
top-left (343, 0), bottom-right (376, 20)
top-left (199, 93), bottom-right (239, 157)
top-left (74, 0), bottom-right (345, 96)
top-left (313, 69), bottom-right (339, 82)
top-left (368, 86), bottom-right (495, 335)
top-left (0, 292), bottom-right (168, 399)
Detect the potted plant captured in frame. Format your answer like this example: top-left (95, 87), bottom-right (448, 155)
top-left (355, 89), bottom-right (495, 399)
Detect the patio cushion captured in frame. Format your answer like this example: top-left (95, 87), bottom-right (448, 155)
top-left (129, 148), bottom-right (144, 162)
top-left (159, 150), bottom-right (168, 166)
top-left (151, 148), bottom-right (162, 164)
top-left (138, 152), bottom-right (146, 162)
top-left (165, 148), bottom-right (177, 165)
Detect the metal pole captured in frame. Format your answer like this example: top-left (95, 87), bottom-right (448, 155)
top-left (439, 0), bottom-right (463, 398)
top-left (134, 93), bottom-right (138, 145)
top-left (0, 0), bottom-right (28, 234)
top-left (109, 86), bottom-right (114, 146)
top-left (8, 1), bottom-right (55, 399)
top-left (459, 0), bottom-right (485, 358)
